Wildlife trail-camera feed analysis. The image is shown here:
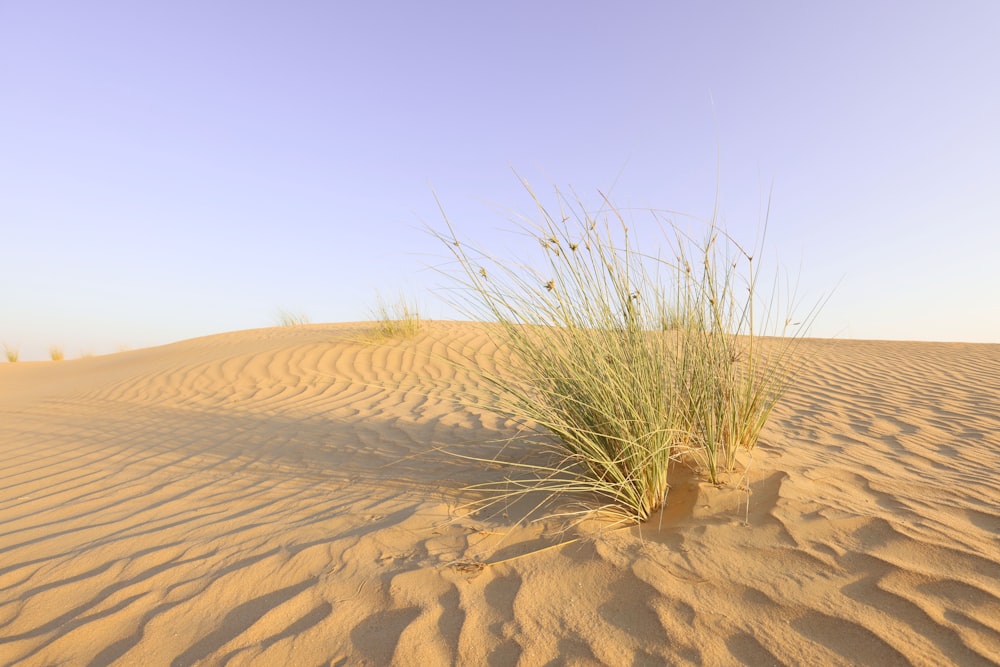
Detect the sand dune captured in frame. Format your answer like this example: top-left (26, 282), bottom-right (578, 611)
top-left (1, 322), bottom-right (998, 666)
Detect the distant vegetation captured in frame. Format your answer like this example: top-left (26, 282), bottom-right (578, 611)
top-left (275, 309), bottom-right (311, 327)
top-left (49, 345), bottom-right (64, 362)
top-left (3, 343), bottom-right (18, 363)
top-left (368, 291), bottom-right (421, 340)
top-left (433, 180), bottom-right (816, 525)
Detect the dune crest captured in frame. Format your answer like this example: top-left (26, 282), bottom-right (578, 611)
top-left (1, 323), bottom-right (998, 665)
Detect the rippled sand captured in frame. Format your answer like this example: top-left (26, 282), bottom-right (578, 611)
top-left (1, 322), bottom-right (997, 666)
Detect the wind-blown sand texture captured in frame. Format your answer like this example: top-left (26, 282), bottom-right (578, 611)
top-left (1, 322), bottom-right (998, 666)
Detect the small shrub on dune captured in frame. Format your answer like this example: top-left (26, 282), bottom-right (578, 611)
top-left (369, 291), bottom-right (421, 340)
top-left (433, 180), bottom-right (815, 526)
top-left (3, 344), bottom-right (18, 363)
top-left (49, 345), bottom-right (64, 362)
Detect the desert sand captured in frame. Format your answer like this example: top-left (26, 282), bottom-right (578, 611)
top-left (0, 321), bottom-right (997, 666)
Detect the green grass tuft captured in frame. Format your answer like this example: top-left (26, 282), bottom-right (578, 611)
top-left (432, 179), bottom-right (818, 525)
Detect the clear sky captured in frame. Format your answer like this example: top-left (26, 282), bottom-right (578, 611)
top-left (3, 2), bottom-right (998, 359)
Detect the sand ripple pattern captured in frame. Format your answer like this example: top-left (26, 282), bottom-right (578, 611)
top-left (0, 324), bottom-right (998, 665)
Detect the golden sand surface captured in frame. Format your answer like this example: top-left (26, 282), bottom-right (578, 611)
top-left (1, 322), bottom-right (998, 666)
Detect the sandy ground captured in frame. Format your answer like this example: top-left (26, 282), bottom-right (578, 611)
top-left (0, 321), bottom-right (997, 666)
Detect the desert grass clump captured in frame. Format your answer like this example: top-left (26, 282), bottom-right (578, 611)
top-left (3, 343), bottom-right (18, 363)
top-left (275, 309), bottom-right (311, 327)
top-left (368, 291), bottom-right (421, 339)
top-left (49, 345), bottom-right (64, 362)
top-left (433, 181), bottom-right (814, 525)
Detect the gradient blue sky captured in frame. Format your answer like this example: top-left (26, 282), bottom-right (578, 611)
top-left (3, 2), bottom-right (998, 359)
